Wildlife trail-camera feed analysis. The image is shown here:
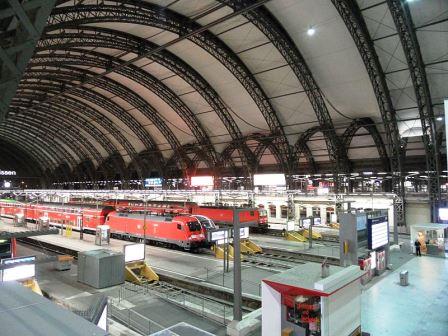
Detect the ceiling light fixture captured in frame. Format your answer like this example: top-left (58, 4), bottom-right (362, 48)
top-left (307, 26), bottom-right (316, 36)
top-left (436, 116), bottom-right (443, 121)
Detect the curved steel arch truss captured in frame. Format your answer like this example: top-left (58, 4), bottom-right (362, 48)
top-left (0, 138), bottom-right (44, 177)
top-left (331, 0), bottom-right (404, 226)
top-left (17, 78), bottom-right (148, 174)
top-left (386, 0), bottom-right (441, 219)
top-left (27, 64), bottom-right (191, 169)
top-left (46, 1), bottom-right (290, 169)
top-left (12, 94), bottom-right (114, 163)
top-left (220, 0), bottom-right (348, 175)
top-left (342, 118), bottom-right (389, 172)
top-left (294, 127), bottom-right (322, 174)
top-left (37, 26), bottom-right (253, 168)
top-left (7, 107), bottom-right (95, 165)
top-left (0, 125), bottom-right (69, 171)
top-left (29, 49), bottom-right (217, 165)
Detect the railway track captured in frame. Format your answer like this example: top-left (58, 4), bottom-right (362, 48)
top-left (242, 252), bottom-right (306, 270)
top-left (118, 280), bottom-right (245, 325)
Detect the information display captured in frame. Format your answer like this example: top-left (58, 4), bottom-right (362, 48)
top-left (253, 173), bottom-right (286, 186)
top-left (144, 178), bottom-right (163, 187)
top-left (367, 216), bottom-right (389, 250)
top-left (191, 176), bottom-right (214, 186)
top-left (439, 208), bottom-right (448, 221)
top-left (124, 243), bottom-right (145, 263)
top-left (1, 256), bottom-right (36, 281)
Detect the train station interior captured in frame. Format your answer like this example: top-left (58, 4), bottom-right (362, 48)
top-left (0, 0), bottom-right (447, 335)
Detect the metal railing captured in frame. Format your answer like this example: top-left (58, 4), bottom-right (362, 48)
top-left (117, 282), bottom-right (232, 325)
top-left (109, 299), bottom-right (165, 335)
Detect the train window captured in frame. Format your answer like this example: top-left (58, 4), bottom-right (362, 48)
top-left (177, 224), bottom-right (182, 230)
top-left (269, 204), bottom-right (276, 218)
top-left (280, 205), bottom-right (288, 219)
top-left (187, 221), bottom-right (202, 232)
top-left (250, 211), bottom-right (254, 216)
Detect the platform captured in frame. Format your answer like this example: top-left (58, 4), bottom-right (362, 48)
top-left (0, 219), bottom-right (276, 298)
top-left (250, 234), bottom-right (341, 260)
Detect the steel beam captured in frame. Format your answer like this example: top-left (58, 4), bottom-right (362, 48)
top-left (386, 0), bottom-right (441, 221)
top-left (331, 0), bottom-right (405, 229)
top-left (46, 1), bottom-right (291, 170)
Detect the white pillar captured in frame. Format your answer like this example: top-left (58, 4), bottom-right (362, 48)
top-left (320, 205), bottom-right (327, 225)
top-left (262, 282), bottom-right (282, 336)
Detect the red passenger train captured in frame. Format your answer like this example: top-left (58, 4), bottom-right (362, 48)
top-left (70, 198), bottom-right (268, 230)
top-left (0, 200), bottom-right (206, 250)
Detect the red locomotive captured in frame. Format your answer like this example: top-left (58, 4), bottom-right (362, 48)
top-left (70, 198), bottom-right (268, 230)
top-left (0, 200), bottom-right (206, 250)
top-left (106, 212), bottom-right (204, 250)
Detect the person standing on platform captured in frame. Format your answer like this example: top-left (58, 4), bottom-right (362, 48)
top-left (414, 239), bottom-right (422, 256)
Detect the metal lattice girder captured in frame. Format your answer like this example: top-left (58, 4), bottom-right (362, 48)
top-left (0, 129), bottom-right (57, 172)
top-left (36, 27), bottom-right (254, 168)
top-left (12, 94), bottom-right (114, 164)
top-left (0, 0), bottom-right (57, 119)
top-left (19, 68), bottom-right (163, 174)
top-left (331, 0), bottom-right (405, 225)
top-left (24, 63), bottom-right (191, 169)
top-left (73, 160), bottom-right (96, 182)
top-left (342, 118), bottom-right (389, 172)
top-left (293, 127), bottom-right (322, 174)
top-left (7, 107), bottom-right (95, 164)
top-left (46, 1), bottom-right (291, 171)
top-left (28, 49), bottom-right (217, 165)
top-left (220, 0), bottom-right (349, 175)
top-left (17, 80), bottom-right (138, 159)
top-left (1, 118), bottom-right (79, 168)
top-left (96, 153), bottom-right (127, 180)
top-left (0, 125), bottom-right (68, 170)
top-left (0, 138), bottom-right (43, 176)
top-left (386, 0), bottom-right (441, 220)
top-left (17, 89), bottom-right (147, 182)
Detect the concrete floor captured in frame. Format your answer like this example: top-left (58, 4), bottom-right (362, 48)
top-left (361, 254), bottom-right (448, 336)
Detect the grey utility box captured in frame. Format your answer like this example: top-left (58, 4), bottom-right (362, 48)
top-left (399, 270), bottom-right (409, 286)
top-left (78, 249), bottom-right (125, 289)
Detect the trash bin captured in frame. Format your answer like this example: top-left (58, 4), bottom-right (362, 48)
top-left (399, 270), bottom-right (408, 286)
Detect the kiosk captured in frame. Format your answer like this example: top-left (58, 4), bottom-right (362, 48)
top-left (410, 223), bottom-right (448, 257)
top-left (262, 263), bottom-right (364, 336)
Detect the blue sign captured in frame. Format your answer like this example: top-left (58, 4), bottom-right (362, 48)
top-left (144, 178), bottom-right (163, 187)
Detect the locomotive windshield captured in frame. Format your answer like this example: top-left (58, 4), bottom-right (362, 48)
top-left (187, 221), bottom-right (202, 232)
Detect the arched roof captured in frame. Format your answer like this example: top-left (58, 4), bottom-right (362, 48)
top-left (1, 0), bottom-right (446, 181)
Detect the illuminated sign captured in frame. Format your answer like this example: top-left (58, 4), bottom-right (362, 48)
top-left (1, 256), bottom-right (36, 281)
top-left (191, 176), bottom-right (214, 186)
top-left (439, 208), bottom-right (448, 221)
top-left (144, 178), bottom-right (163, 187)
top-left (368, 216), bottom-right (389, 250)
top-left (0, 170), bottom-right (16, 176)
top-left (124, 243), bottom-right (145, 263)
top-left (253, 174), bottom-right (286, 186)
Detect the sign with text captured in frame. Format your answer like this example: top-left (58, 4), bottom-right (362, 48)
top-left (144, 178), bottom-right (163, 187)
top-left (1, 256), bottom-right (36, 281)
top-left (367, 216), bottom-right (389, 250)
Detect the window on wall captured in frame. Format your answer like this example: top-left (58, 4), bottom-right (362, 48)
top-left (312, 206), bottom-right (320, 217)
top-left (299, 206), bottom-right (307, 219)
top-left (269, 204), bottom-right (276, 218)
top-left (280, 205), bottom-right (288, 219)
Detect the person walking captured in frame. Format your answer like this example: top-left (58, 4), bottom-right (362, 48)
top-left (414, 239), bottom-right (422, 256)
